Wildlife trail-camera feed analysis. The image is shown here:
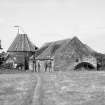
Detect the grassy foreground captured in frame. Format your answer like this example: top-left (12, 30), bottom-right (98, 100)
top-left (0, 73), bottom-right (37, 105)
top-left (0, 71), bottom-right (105, 105)
top-left (41, 71), bottom-right (105, 105)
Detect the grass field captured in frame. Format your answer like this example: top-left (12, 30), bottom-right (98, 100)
top-left (0, 73), bottom-right (37, 105)
top-left (41, 71), bottom-right (105, 105)
top-left (0, 71), bottom-right (105, 105)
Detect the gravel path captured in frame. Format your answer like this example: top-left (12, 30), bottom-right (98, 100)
top-left (31, 74), bottom-right (43, 105)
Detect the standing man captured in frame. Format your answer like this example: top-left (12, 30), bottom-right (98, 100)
top-left (38, 61), bottom-right (40, 72)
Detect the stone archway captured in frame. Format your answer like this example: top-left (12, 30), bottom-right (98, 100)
top-left (74, 62), bottom-right (95, 70)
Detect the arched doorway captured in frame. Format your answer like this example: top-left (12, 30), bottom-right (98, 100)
top-left (74, 62), bottom-right (95, 70)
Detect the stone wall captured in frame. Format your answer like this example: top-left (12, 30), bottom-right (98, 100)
top-left (54, 54), bottom-right (97, 71)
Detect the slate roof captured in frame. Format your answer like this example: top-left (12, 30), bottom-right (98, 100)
top-left (8, 34), bottom-right (37, 52)
top-left (35, 42), bottom-right (52, 57)
top-left (36, 38), bottom-right (71, 59)
top-left (36, 36), bottom-right (95, 59)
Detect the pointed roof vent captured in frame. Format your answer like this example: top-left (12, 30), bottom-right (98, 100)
top-left (7, 34), bottom-right (37, 52)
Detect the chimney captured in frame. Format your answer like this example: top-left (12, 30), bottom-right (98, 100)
top-left (0, 40), bottom-right (2, 49)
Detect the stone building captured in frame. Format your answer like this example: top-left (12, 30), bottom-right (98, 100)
top-left (35, 37), bottom-right (97, 72)
top-left (7, 33), bottom-right (38, 70)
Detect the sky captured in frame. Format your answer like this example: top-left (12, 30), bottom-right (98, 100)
top-left (0, 0), bottom-right (105, 53)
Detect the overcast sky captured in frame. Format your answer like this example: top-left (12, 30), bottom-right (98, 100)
top-left (0, 0), bottom-right (105, 53)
